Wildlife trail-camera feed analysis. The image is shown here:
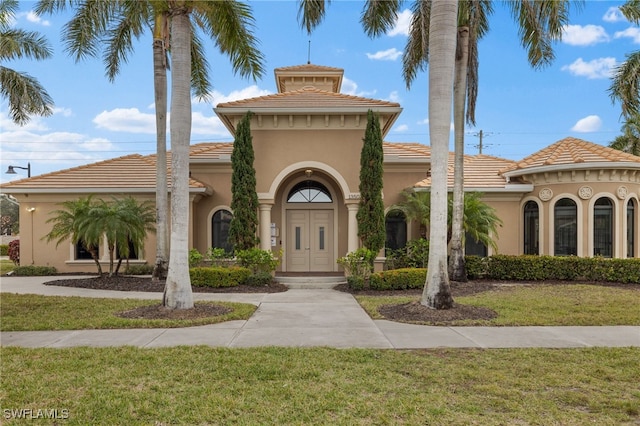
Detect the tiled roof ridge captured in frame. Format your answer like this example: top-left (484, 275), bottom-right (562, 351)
top-left (217, 87), bottom-right (401, 108)
top-left (274, 64), bottom-right (343, 72)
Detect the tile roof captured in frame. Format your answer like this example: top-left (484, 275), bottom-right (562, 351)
top-left (274, 64), bottom-right (344, 73)
top-left (0, 150), bottom-right (208, 193)
top-left (215, 87), bottom-right (400, 110)
top-left (414, 153), bottom-right (518, 190)
top-left (501, 137), bottom-right (640, 176)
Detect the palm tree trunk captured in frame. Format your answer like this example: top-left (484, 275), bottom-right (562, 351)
top-left (422, 0), bottom-right (457, 310)
top-left (152, 13), bottom-right (169, 282)
top-left (449, 26), bottom-right (470, 282)
top-left (163, 9), bottom-right (194, 310)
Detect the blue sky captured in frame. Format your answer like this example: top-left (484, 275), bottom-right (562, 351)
top-left (0, 0), bottom-right (634, 184)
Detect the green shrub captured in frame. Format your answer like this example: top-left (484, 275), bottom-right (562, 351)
top-left (369, 268), bottom-right (427, 290)
top-left (464, 256), bottom-right (487, 279)
top-left (346, 276), bottom-right (365, 291)
top-left (190, 266), bottom-right (251, 288)
top-left (188, 249), bottom-right (204, 268)
top-left (482, 255), bottom-right (640, 283)
top-left (385, 239), bottom-right (429, 269)
top-left (337, 248), bottom-right (375, 277)
top-left (206, 247), bottom-right (235, 267)
top-left (243, 271), bottom-right (273, 287)
top-left (0, 244), bottom-right (8, 256)
top-left (11, 265), bottom-right (57, 276)
top-left (123, 264), bottom-right (154, 275)
top-left (235, 248), bottom-right (280, 274)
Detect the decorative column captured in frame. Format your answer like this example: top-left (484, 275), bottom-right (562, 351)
top-left (346, 203), bottom-right (359, 253)
top-left (259, 203), bottom-right (273, 251)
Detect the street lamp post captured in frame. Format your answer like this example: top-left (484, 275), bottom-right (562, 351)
top-left (5, 163), bottom-right (31, 178)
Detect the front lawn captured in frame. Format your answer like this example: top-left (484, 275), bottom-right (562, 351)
top-left (356, 284), bottom-right (640, 326)
top-left (1, 346), bottom-right (638, 425)
top-left (0, 293), bottom-right (257, 331)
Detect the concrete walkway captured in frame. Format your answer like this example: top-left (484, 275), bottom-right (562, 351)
top-left (1, 276), bottom-right (639, 349)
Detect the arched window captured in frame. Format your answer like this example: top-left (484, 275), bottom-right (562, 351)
top-left (594, 197), bottom-right (613, 257)
top-left (554, 198), bottom-right (577, 256)
top-left (212, 209), bottom-right (233, 253)
top-left (628, 199), bottom-right (636, 258)
top-left (523, 200), bottom-right (539, 255)
top-left (385, 210), bottom-right (407, 255)
top-left (287, 181), bottom-right (332, 203)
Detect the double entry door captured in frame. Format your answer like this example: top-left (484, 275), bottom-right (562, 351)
top-left (286, 210), bottom-right (334, 272)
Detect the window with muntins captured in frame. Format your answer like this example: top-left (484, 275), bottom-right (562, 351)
top-left (287, 181), bottom-right (332, 203)
top-left (628, 199), bottom-right (636, 258)
top-left (523, 200), bottom-right (539, 255)
top-left (554, 198), bottom-right (577, 256)
top-left (594, 197), bottom-right (613, 257)
top-left (212, 209), bottom-right (233, 253)
top-left (385, 210), bottom-right (407, 256)
top-left (75, 240), bottom-right (97, 260)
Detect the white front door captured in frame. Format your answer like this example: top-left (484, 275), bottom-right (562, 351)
top-left (287, 210), bottom-right (333, 272)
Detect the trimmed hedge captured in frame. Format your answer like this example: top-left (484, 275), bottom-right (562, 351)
top-left (370, 268), bottom-right (427, 290)
top-left (0, 244), bottom-right (8, 256)
top-left (484, 255), bottom-right (640, 284)
top-left (190, 266), bottom-right (251, 288)
top-left (11, 265), bottom-right (58, 276)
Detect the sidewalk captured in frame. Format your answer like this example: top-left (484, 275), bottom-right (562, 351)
top-left (1, 276), bottom-right (639, 349)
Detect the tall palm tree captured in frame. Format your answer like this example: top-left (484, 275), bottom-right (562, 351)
top-left (0, 0), bottom-right (53, 125)
top-left (402, 1), bottom-right (575, 282)
top-left (163, 1), bottom-right (264, 310)
top-left (609, 113), bottom-right (640, 156)
top-left (36, 0), bottom-right (264, 308)
top-left (610, 1), bottom-right (640, 117)
top-left (422, 0), bottom-right (458, 309)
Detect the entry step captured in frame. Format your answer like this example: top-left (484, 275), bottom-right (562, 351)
top-left (275, 275), bottom-right (346, 289)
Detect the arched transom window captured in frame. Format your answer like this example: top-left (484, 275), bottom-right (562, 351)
top-left (287, 180), bottom-right (332, 203)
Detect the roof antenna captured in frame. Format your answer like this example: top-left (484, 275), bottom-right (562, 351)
top-left (307, 40), bottom-right (311, 64)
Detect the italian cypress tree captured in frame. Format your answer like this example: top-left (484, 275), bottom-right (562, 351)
top-left (357, 109), bottom-right (386, 254)
top-left (228, 111), bottom-right (259, 250)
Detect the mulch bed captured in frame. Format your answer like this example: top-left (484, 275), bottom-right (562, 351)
top-left (41, 276), bottom-right (637, 323)
top-left (44, 275), bottom-right (288, 293)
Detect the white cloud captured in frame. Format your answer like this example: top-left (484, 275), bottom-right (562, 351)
top-left (571, 115), bottom-right (602, 132)
top-left (366, 48), bottom-right (402, 61)
top-left (394, 124), bottom-right (409, 132)
top-left (603, 7), bottom-right (625, 23)
top-left (386, 91), bottom-right (401, 103)
top-left (24, 11), bottom-right (50, 26)
top-left (561, 57), bottom-right (616, 79)
top-left (341, 77), bottom-right (376, 98)
top-left (562, 24), bottom-right (609, 46)
top-left (388, 9), bottom-right (412, 37)
top-left (614, 27), bottom-right (640, 44)
top-left (191, 112), bottom-right (231, 137)
top-left (93, 108), bottom-right (156, 134)
top-left (209, 85), bottom-right (271, 106)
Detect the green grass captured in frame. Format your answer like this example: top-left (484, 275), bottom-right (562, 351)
top-left (1, 346), bottom-right (638, 425)
top-left (356, 284), bottom-right (640, 326)
top-left (0, 258), bottom-right (16, 275)
top-left (0, 293), bottom-right (257, 331)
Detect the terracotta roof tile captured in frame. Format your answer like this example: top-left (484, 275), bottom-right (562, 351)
top-left (216, 87), bottom-right (400, 109)
top-left (500, 137), bottom-right (640, 175)
top-left (415, 153), bottom-right (516, 189)
top-left (0, 150), bottom-right (208, 193)
top-left (274, 64), bottom-right (343, 73)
